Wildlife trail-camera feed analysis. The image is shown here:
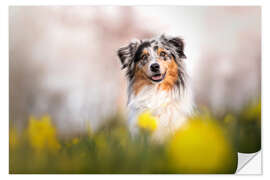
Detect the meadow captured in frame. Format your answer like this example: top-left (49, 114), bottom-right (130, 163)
top-left (9, 100), bottom-right (260, 174)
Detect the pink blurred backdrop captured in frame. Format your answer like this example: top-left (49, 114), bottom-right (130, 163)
top-left (9, 6), bottom-right (261, 134)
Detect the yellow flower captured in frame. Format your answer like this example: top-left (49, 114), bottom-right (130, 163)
top-left (72, 138), bottom-right (79, 145)
top-left (167, 115), bottom-right (237, 173)
top-left (27, 115), bottom-right (61, 153)
top-left (137, 111), bottom-right (158, 132)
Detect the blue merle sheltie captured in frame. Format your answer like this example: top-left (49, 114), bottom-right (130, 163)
top-left (117, 34), bottom-right (194, 141)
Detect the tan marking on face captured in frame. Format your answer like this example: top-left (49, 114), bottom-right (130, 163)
top-left (157, 47), bottom-right (165, 56)
top-left (133, 65), bottom-right (152, 95)
top-left (155, 47), bottom-right (169, 75)
top-left (158, 57), bottom-right (178, 91)
top-left (142, 49), bottom-right (149, 55)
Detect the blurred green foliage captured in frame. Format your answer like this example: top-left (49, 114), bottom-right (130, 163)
top-left (221, 100), bottom-right (261, 153)
top-left (9, 100), bottom-right (260, 174)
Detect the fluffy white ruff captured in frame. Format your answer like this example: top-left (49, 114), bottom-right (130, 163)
top-left (127, 83), bottom-right (194, 141)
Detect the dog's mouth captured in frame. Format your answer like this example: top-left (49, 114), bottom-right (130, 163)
top-left (149, 72), bottom-right (166, 82)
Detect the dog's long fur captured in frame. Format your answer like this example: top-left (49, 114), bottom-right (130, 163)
top-left (117, 34), bottom-right (194, 141)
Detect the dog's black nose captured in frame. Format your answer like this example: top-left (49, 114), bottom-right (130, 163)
top-left (150, 63), bottom-right (160, 72)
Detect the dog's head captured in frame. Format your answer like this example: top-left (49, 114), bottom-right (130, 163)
top-left (117, 35), bottom-right (187, 91)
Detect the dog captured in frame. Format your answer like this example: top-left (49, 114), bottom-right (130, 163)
top-left (117, 34), bottom-right (194, 141)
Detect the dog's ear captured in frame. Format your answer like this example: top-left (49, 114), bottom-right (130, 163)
top-left (117, 39), bottom-right (141, 69)
top-left (162, 35), bottom-right (186, 59)
top-left (168, 37), bottom-right (186, 59)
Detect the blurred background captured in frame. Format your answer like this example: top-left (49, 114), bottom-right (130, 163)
top-left (9, 6), bottom-right (261, 135)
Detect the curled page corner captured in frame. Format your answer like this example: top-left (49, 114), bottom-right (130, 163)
top-left (236, 151), bottom-right (262, 174)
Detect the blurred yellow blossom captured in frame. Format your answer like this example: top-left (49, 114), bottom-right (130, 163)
top-left (167, 115), bottom-right (237, 173)
top-left (27, 115), bottom-right (61, 153)
top-left (137, 111), bottom-right (158, 132)
top-left (72, 138), bottom-right (79, 145)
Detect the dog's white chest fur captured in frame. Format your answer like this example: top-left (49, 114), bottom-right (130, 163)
top-left (127, 84), bottom-right (194, 140)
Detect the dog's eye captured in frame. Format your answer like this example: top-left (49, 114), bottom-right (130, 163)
top-left (160, 51), bottom-right (167, 57)
top-left (141, 54), bottom-right (148, 60)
